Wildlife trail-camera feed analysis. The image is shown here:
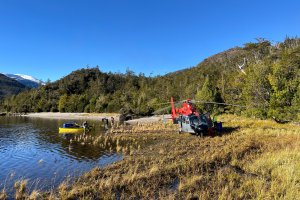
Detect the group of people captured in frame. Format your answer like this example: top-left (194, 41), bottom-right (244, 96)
top-left (81, 117), bottom-right (115, 133)
top-left (102, 117), bottom-right (115, 131)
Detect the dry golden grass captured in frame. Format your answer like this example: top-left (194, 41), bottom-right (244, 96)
top-left (39, 115), bottom-right (299, 199)
top-left (3, 115), bottom-right (300, 199)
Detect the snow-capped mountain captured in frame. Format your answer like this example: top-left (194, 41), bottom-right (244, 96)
top-left (4, 74), bottom-right (45, 88)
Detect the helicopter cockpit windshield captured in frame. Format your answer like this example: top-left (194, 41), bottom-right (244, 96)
top-left (189, 116), bottom-right (200, 125)
top-left (200, 115), bottom-right (208, 124)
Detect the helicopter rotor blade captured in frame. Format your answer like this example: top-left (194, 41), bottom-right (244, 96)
top-left (151, 98), bottom-right (247, 115)
top-left (151, 100), bottom-right (183, 115)
top-left (152, 106), bottom-right (172, 115)
top-left (193, 100), bottom-right (247, 108)
top-left (150, 100), bottom-right (185, 106)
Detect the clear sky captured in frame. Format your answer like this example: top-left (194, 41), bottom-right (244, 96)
top-left (0, 0), bottom-right (299, 81)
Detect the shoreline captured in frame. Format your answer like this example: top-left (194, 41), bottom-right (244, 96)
top-left (22, 112), bottom-right (120, 121)
top-left (20, 112), bottom-right (168, 124)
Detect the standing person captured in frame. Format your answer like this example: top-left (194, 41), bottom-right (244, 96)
top-left (102, 118), bottom-right (109, 131)
top-left (82, 121), bottom-right (88, 128)
top-left (110, 117), bottom-right (115, 127)
top-left (82, 121), bottom-right (89, 133)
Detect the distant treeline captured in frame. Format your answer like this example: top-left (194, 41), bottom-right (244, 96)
top-left (1, 37), bottom-right (299, 121)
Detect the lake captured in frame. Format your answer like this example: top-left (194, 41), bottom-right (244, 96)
top-left (0, 116), bottom-right (122, 195)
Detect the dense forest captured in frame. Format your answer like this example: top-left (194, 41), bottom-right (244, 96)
top-left (1, 38), bottom-right (299, 121)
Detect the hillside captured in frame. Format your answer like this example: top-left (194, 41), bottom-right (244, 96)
top-left (0, 73), bottom-right (26, 99)
top-left (1, 38), bottom-right (299, 121)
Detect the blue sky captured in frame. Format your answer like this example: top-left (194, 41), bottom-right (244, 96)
top-left (0, 0), bottom-right (299, 81)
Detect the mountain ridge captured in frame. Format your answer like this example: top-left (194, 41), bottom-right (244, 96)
top-left (4, 74), bottom-right (45, 88)
top-left (0, 73), bottom-right (26, 99)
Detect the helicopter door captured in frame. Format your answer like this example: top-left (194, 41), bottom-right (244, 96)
top-left (185, 117), bottom-right (190, 124)
top-left (178, 116), bottom-right (183, 133)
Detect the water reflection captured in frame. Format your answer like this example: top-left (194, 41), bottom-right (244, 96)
top-left (0, 116), bottom-right (122, 195)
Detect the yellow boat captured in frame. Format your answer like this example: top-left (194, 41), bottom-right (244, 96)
top-left (59, 122), bottom-right (84, 134)
top-left (59, 127), bottom-right (84, 134)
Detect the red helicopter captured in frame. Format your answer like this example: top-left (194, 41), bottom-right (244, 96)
top-left (170, 97), bottom-right (222, 136)
top-left (171, 97), bottom-right (198, 119)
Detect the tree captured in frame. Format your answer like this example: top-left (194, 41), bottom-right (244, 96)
top-left (267, 49), bottom-right (300, 120)
top-left (242, 62), bottom-right (271, 118)
top-left (292, 85), bottom-right (300, 120)
top-left (58, 94), bottom-right (68, 112)
top-left (195, 76), bottom-right (217, 113)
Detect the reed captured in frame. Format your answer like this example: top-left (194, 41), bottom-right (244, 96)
top-left (28, 190), bottom-right (41, 200)
top-left (0, 189), bottom-right (7, 200)
top-left (14, 179), bottom-right (28, 200)
top-left (58, 181), bottom-right (69, 199)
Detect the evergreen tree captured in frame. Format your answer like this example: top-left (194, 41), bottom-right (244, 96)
top-left (195, 76), bottom-right (216, 113)
top-left (291, 84), bottom-right (300, 120)
top-left (242, 62), bottom-right (271, 118)
top-left (268, 48), bottom-right (300, 120)
top-left (58, 94), bottom-right (68, 112)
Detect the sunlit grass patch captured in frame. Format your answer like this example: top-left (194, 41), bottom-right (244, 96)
top-left (245, 150), bottom-right (300, 199)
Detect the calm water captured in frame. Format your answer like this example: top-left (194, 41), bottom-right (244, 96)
top-left (0, 116), bottom-right (122, 194)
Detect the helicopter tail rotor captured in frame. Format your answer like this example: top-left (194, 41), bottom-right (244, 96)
top-left (171, 97), bottom-right (177, 122)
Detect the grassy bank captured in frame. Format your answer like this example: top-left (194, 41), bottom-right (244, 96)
top-left (3, 115), bottom-right (300, 199)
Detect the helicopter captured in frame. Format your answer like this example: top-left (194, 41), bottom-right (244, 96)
top-left (170, 97), bottom-right (222, 136)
